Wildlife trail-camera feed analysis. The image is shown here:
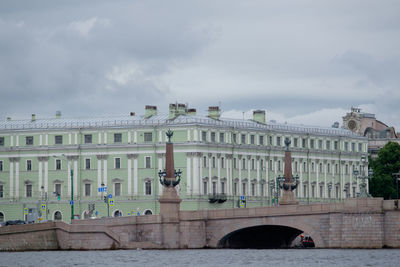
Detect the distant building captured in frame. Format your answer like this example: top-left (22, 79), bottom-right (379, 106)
top-left (0, 104), bottom-right (368, 223)
top-left (342, 107), bottom-right (400, 158)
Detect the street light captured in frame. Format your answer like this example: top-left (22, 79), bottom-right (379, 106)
top-left (40, 185), bottom-right (48, 220)
top-left (54, 155), bottom-right (74, 221)
top-left (269, 180), bottom-right (275, 206)
top-left (353, 158), bottom-right (373, 198)
top-left (392, 172), bottom-right (400, 200)
top-left (101, 182), bottom-right (110, 217)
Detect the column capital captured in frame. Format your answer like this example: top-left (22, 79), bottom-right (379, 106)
top-left (96, 154), bottom-right (108, 160)
top-left (208, 153), bottom-right (212, 157)
top-left (37, 156), bottom-right (49, 162)
top-left (238, 155), bottom-right (242, 159)
top-left (9, 157), bottom-right (20, 162)
top-left (247, 155), bottom-right (251, 160)
top-left (217, 153), bottom-right (221, 158)
top-left (127, 153), bottom-right (139, 159)
top-left (186, 152), bottom-right (193, 157)
top-left (256, 155), bottom-right (260, 160)
top-left (225, 154), bottom-right (233, 159)
top-left (67, 155), bottom-right (79, 161)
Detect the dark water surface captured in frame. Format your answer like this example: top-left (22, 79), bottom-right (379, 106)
top-left (1, 249), bottom-right (399, 267)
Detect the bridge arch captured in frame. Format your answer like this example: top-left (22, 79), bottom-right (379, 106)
top-left (212, 217), bottom-right (325, 248)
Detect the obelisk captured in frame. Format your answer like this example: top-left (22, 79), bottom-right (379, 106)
top-left (279, 138), bottom-right (299, 205)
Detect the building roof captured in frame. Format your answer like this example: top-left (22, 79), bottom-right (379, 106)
top-left (0, 113), bottom-right (363, 138)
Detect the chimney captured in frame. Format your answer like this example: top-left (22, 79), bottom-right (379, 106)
top-left (187, 108), bottom-right (196, 116)
top-left (145, 105), bottom-right (157, 118)
top-left (6, 117), bottom-right (11, 121)
top-left (130, 112), bottom-right (135, 116)
top-left (208, 106), bottom-right (220, 120)
top-left (31, 114), bottom-right (36, 122)
top-left (169, 103), bottom-right (187, 119)
top-left (56, 111), bottom-right (62, 119)
top-left (253, 110), bottom-right (266, 124)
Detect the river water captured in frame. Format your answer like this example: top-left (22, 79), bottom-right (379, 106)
top-left (1, 249), bottom-right (399, 267)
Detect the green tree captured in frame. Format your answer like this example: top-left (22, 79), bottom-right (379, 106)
top-left (369, 141), bottom-right (400, 199)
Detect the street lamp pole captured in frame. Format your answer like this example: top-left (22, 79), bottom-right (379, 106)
top-left (353, 157), bottom-right (373, 198)
top-left (392, 172), bottom-right (400, 200)
top-left (71, 169), bottom-right (74, 221)
top-left (101, 182), bottom-right (109, 217)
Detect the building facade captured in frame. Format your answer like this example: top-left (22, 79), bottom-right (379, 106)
top-left (343, 107), bottom-right (400, 158)
top-left (0, 104), bottom-right (368, 223)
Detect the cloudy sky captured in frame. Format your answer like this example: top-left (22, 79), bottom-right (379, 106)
top-left (1, 0), bottom-right (399, 130)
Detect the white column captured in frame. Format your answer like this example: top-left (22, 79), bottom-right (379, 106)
top-left (134, 131), bottom-right (137, 143)
top-left (127, 157), bottom-right (132, 195)
top-left (158, 130), bottom-right (162, 142)
top-left (193, 153), bottom-right (199, 195)
top-left (44, 159), bottom-right (48, 193)
top-left (97, 156), bottom-right (102, 196)
top-left (38, 160), bottom-right (43, 195)
top-left (187, 129), bottom-right (191, 142)
top-left (226, 157), bottom-right (231, 195)
top-left (103, 157), bottom-right (107, 187)
top-left (16, 135), bottom-right (19, 147)
top-left (194, 129), bottom-right (198, 142)
top-left (300, 160), bottom-right (303, 197)
top-left (208, 155), bottom-right (212, 194)
top-left (133, 155), bottom-right (138, 195)
top-left (324, 163), bottom-right (327, 198)
top-left (67, 161), bottom-right (71, 196)
top-left (128, 131), bottom-right (131, 144)
top-left (247, 158), bottom-right (251, 194)
top-left (10, 136), bottom-right (14, 147)
top-left (186, 153), bottom-right (191, 195)
top-left (9, 160), bottom-right (14, 198)
top-left (15, 160), bottom-right (19, 197)
top-left (68, 133), bottom-right (72, 145)
top-left (256, 158), bottom-right (260, 196)
top-left (199, 156), bottom-right (203, 193)
top-left (74, 133), bottom-right (78, 144)
top-left (217, 156), bottom-right (221, 193)
top-left (316, 162), bottom-right (319, 198)
top-left (341, 164), bottom-right (345, 199)
top-left (238, 157), bottom-right (242, 194)
top-left (39, 134), bottom-right (43, 146)
top-left (98, 132), bottom-right (102, 145)
top-left (104, 132), bottom-right (107, 144)
top-left (74, 159), bottom-right (78, 197)
top-left (45, 134), bottom-right (48, 146)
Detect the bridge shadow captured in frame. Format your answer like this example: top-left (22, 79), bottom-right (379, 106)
top-left (217, 225), bottom-right (311, 249)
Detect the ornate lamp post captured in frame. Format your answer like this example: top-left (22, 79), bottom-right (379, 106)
top-left (269, 180), bottom-right (275, 206)
top-left (353, 156), bottom-right (373, 198)
top-left (392, 172), bottom-right (400, 200)
top-left (101, 182), bottom-right (110, 217)
top-left (328, 183), bottom-right (332, 200)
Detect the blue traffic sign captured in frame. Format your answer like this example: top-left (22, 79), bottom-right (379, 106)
top-left (240, 195), bottom-right (245, 200)
top-left (137, 212), bottom-right (140, 216)
top-left (69, 200), bottom-right (74, 205)
top-left (108, 194), bottom-right (112, 199)
top-left (98, 186), bottom-right (108, 193)
top-left (95, 211), bottom-right (98, 216)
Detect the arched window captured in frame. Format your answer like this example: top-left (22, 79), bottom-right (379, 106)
top-left (144, 210), bottom-right (153, 215)
top-left (54, 211), bottom-right (62, 221)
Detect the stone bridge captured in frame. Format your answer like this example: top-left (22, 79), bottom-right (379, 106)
top-left (1, 198), bottom-right (399, 250)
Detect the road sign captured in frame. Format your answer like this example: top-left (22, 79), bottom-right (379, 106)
top-left (24, 208), bottom-right (28, 215)
top-left (240, 195), bottom-right (245, 200)
top-left (239, 200), bottom-right (246, 208)
top-left (108, 194), bottom-right (113, 199)
top-left (137, 212), bottom-right (140, 216)
top-left (41, 204), bottom-right (46, 211)
top-left (95, 211), bottom-right (98, 216)
top-left (109, 199), bottom-right (115, 207)
top-left (127, 212), bottom-right (131, 216)
top-left (70, 200), bottom-right (74, 205)
top-left (98, 186), bottom-right (107, 193)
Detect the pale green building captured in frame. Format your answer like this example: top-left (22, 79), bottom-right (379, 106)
top-left (0, 104), bottom-right (368, 223)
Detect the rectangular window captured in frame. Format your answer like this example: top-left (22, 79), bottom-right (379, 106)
top-left (211, 132), bottom-right (216, 142)
top-left (115, 183), bottom-right (121, 196)
top-left (219, 132), bottom-right (224, 143)
top-left (278, 161), bottom-right (281, 171)
top-left (203, 181), bottom-right (208, 195)
top-left (114, 133), bottom-right (122, 143)
top-left (276, 136), bottom-right (281, 146)
top-left (269, 136), bottom-right (273, 145)
top-left (320, 186), bottom-right (323, 198)
top-left (232, 133), bottom-right (237, 143)
top-left (85, 158), bottom-right (91, 170)
top-left (318, 140), bottom-right (323, 149)
top-left (234, 182), bottom-right (238, 196)
top-left (26, 184), bottom-right (32, 197)
top-left (233, 158), bottom-right (237, 169)
top-left (302, 138), bottom-right (306, 148)
top-left (260, 184), bottom-right (264, 196)
top-left (145, 181), bottom-right (152, 195)
top-left (202, 131), bottom-right (207, 142)
top-left (312, 185), bottom-right (315, 198)
top-left (0, 137), bottom-right (4, 146)
top-left (56, 159), bottom-right (61, 170)
top-left (351, 142), bottom-right (355, 152)
top-left (0, 185), bottom-right (3, 198)
top-left (303, 185), bottom-right (307, 197)
top-left (358, 143), bottom-right (362, 152)
top-left (145, 157), bottom-right (151, 168)
top-left (242, 183), bottom-right (246, 195)
top-left (26, 160), bottom-right (32, 171)
top-left (203, 156), bottom-right (207, 168)
top-left (251, 159), bottom-right (255, 170)
top-left (26, 136), bottom-right (33, 145)
top-left (144, 132), bottom-right (152, 142)
top-left (212, 157), bottom-right (216, 168)
top-left (310, 139), bottom-right (314, 149)
top-left (221, 182), bottom-right (225, 194)
top-left (250, 135), bottom-right (255, 145)
top-left (294, 138), bottom-right (298, 147)
top-left (327, 164), bottom-right (331, 173)
top-left (85, 183), bottom-right (91, 196)
top-left (0, 161), bottom-right (2, 171)
top-left (242, 159), bottom-right (246, 170)
top-left (259, 135), bottom-right (264, 145)
top-left (55, 135), bottom-right (63, 145)
top-left (55, 184), bottom-right (61, 195)
top-left (260, 159), bottom-right (264, 171)
top-left (221, 157), bottom-right (225, 168)
top-left (326, 140), bottom-right (331, 150)
top-left (212, 182), bottom-right (217, 195)
top-left (334, 141), bottom-right (338, 150)
top-left (84, 134), bottom-right (92, 144)
top-left (241, 134), bottom-right (246, 144)
top-left (295, 161), bottom-right (298, 172)
top-left (345, 142), bottom-right (349, 151)
top-left (115, 158), bottom-right (121, 169)
top-left (251, 183), bottom-right (255, 196)
top-left (335, 186), bottom-right (339, 198)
